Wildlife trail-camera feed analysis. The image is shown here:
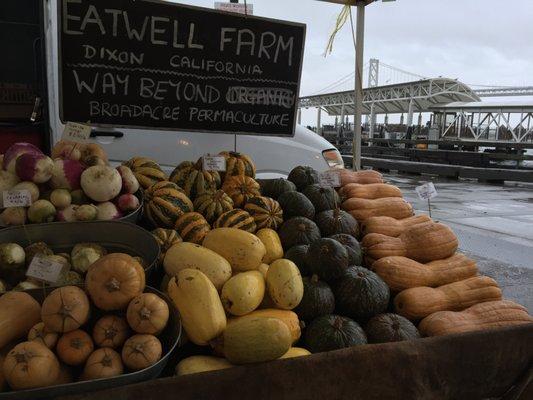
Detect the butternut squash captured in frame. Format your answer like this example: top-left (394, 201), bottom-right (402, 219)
top-left (342, 197), bottom-right (413, 222)
top-left (394, 276), bottom-right (502, 320)
top-left (167, 269), bottom-right (226, 345)
top-left (372, 253), bottom-right (478, 291)
top-left (419, 300), bottom-right (533, 337)
top-left (339, 183), bottom-right (402, 200)
top-left (0, 292), bottom-right (41, 349)
top-left (338, 169), bottom-right (383, 185)
top-left (362, 214), bottom-right (432, 237)
top-left (362, 222), bottom-right (458, 262)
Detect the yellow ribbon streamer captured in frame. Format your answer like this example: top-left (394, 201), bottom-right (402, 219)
top-left (323, 5), bottom-right (351, 57)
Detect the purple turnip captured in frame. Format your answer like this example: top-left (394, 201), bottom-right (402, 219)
top-left (96, 201), bottom-right (122, 220)
top-left (0, 170), bottom-right (20, 192)
top-left (57, 204), bottom-right (78, 222)
top-left (2, 142), bottom-right (43, 173)
top-left (81, 165), bottom-right (122, 202)
top-left (75, 204), bottom-right (98, 221)
top-left (50, 189), bottom-right (72, 209)
top-left (117, 165), bottom-right (140, 194)
top-left (15, 153), bottom-right (54, 183)
top-left (12, 181), bottom-right (39, 203)
top-left (50, 159), bottom-right (85, 190)
top-left (0, 207), bottom-right (27, 226)
top-left (27, 199), bottom-right (56, 223)
top-left (117, 193), bottom-right (140, 213)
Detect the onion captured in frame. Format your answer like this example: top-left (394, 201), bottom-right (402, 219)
top-left (50, 189), bottom-right (72, 209)
top-left (117, 194), bottom-right (140, 213)
top-left (0, 243), bottom-right (26, 285)
top-left (27, 199), bottom-right (56, 223)
top-left (2, 142), bottom-right (43, 173)
top-left (50, 159), bottom-right (85, 190)
top-left (81, 166), bottom-right (122, 202)
top-left (15, 153), bottom-right (54, 183)
top-left (0, 207), bottom-right (27, 226)
top-left (117, 166), bottom-right (140, 194)
top-left (96, 201), bottom-right (122, 220)
top-left (71, 243), bottom-right (106, 274)
top-left (0, 170), bottom-right (20, 192)
top-left (75, 204), bottom-right (98, 221)
top-left (11, 181), bottom-right (39, 203)
top-left (57, 205), bottom-right (79, 222)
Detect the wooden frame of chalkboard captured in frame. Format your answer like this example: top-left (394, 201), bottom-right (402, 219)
top-left (57, 0), bottom-right (306, 137)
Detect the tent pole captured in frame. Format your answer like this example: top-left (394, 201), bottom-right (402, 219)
top-left (352, 3), bottom-right (365, 171)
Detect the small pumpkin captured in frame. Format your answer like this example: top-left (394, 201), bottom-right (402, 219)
top-left (213, 209), bottom-right (256, 233)
top-left (151, 228), bottom-right (182, 264)
top-left (219, 151), bottom-right (256, 180)
top-left (175, 212), bottom-right (211, 244)
top-left (258, 178), bottom-right (296, 199)
top-left (293, 275), bottom-right (335, 322)
top-left (288, 166), bottom-right (319, 191)
top-left (365, 313), bottom-right (420, 343)
top-left (307, 238), bottom-right (349, 282)
top-left (56, 329), bottom-right (94, 366)
top-left (86, 253), bottom-right (145, 311)
top-left (144, 182), bottom-right (194, 228)
top-left (315, 208), bottom-right (358, 237)
top-left (329, 233), bottom-right (363, 266)
top-left (81, 348), bottom-right (124, 380)
top-left (278, 217), bottom-right (321, 250)
top-left (302, 184), bottom-right (340, 213)
top-left (127, 293), bottom-right (169, 334)
top-left (193, 189), bottom-right (234, 224)
top-left (277, 191), bottom-right (315, 220)
top-left (92, 315), bottom-right (130, 349)
top-left (41, 286), bottom-right (90, 333)
top-left (28, 322), bottom-right (59, 349)
top-left (244, 196), bottom-right (283, 230)
top-left (222, 175), bottom-right (261, 207)
top-left (304, 315), bottom-right (367, 353)
top-left (121, 334), bottom-right (162, 371)
top-left (169, 160), bottom-right (221, 200)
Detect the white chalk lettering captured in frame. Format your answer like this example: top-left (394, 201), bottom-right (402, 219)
top-left (172, 20), bottom-right (185, 49)
top-left (73, 70), bottom-right (98, 94)
top-left (83, 45), bottom-right (96, 59)
top-left (63, 0), bottom-right (82, 35)
top-left (123, 12), bottom-right (148, 41)
top-left (274, 36), bottom-right (294, 66)
top-left (104, 8), bottom-right (122, 36)
top-left (258, 32), bottom-right (277, 60)
top-left (187, 23), bottom-right (204, 49)
top-left (237, 29), bottom-right (255, 56)
top-left (151, 16), bottom-right (169, 45)
top-left (220, 28), bottom-right (237, 51)
top-left (80, 5), bottom-right (106, 35)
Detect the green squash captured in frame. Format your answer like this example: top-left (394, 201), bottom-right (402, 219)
top-left (329, 234), bottom-right (363, 266)
top-left (365, 313), bottom-right (420, 344)
top-left (315, 208), bottom-right (358, 237)
top-left (333, 266), bottom-right (390, 320)
top-left (307, 238), bottom-right (349, 282)
top-left (278, 191), bottom-right (315, 220)
top-left (288, 166), bottom-right (319, 191)
top-left (278, 217), bottom-right (321, 250)
top-left (304, 314), bottom-right (367, 353)
top-left (284, 245), bottom-right (311, 276)
top-left (258, 178), bottom-right (296, 199)
top-left (293, 275), bottom-right (335, 322)
top-left (302, 184), bottom-right (340, 213)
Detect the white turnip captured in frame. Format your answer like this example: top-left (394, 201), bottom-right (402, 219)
top-left (57, 204), bottom-right (78, 222)
top-left (75, 204), bottom-right (98, 221)
top-left (81, 165), bottom-right (122, 202)
top-left (27, 199), bottom-right (56, 223)
top-left (96, 201), bottom-right (122, 220)
top-left (15, 153), bottom-right (54, 183)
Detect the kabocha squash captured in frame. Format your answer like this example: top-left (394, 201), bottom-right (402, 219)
top-left (304, 315), bottom-right (367, 353)
top-left (86, 253), bottom-right (145, 311)
top-left (213, 209), bottom-right (256, 233)
top-left (280, 347), bottom-right (311, 359)
top-left (92, 315), bottom-right (130, 349)
top-left (175, 212), bottom-right (211, 244)
top-left (362, 214), bottom-right (432, 237)
top-left (42, 286), bottom-right (90, 333)
top-left (170, 160), bottom-right (221, 200)
top-left (221, 271), bottom-right (265, 316)
top-left (167, 269), bottom-right (226, 345)
top-left (278, 217), bottom-right (321, 250)
top-left (334, 266), bottom-right (390, 320)
top-left (339, 183), bottom-right (402, 200)
top-left (277, 191), bottom-right (315, 219)
top-left (127, 293), bottom-right (169, 334)
top-left (365, 313), bottom-right (420, 343)
top-left (230, 309), bottom-right (302, 344)
top-left (307, 238), bottom-right (349, 282)
top-left (203, 228), bottom-right (266, 272)
top-left (28, 322), bottom-right (59, 349)
top-left (338, 169), bottom-right (383, 185)
top-left (56, 329), bottom-right (94, 366)
top-left (293, 275), bottom-right (335, 322)
top-left (145, 183), bottom-right (194, 228)
top-left (329, 234), bottom-right (363, 266)
top-left (121, 334), bottom-right (162, 371)
top-left (219, 151), bottom-right (256, 180)
top-left (163, 242), bottom-right (232, 291)
top-left (288, 166), bottom-right (319, 191)
top-left (363, 222), bottom-right (459, 263)
top-left (176, 356), bottom-right (233, 376)
top-left (394, 276), bottom-right (502, 320)
top-left (151, 228), bottom-right (182, 263)
top-left (222, 175), bottom-right (261, 208)
top-left (3, 341), bottom-right (60, 390)
top-left (258, 178), bottom-right (296, 199)
top-left (342, 197), bottom-right (414, 222)
top-left (266, 259), bottom-right (304, 310)
top-left (223, 317), bottom-right (291, 364)
top-left (0, 292), bottom-right (41, 348)
top-left (284, 245), bottom-right (311, 276)
top-left (419, 300), bottom-right (533, 337)
top-left (244, 196), bottom-right (283, 230)
top-left (372, 253), bottom-right (478, 292)
top-left (315, 208), bottom-right (358, 237)
top-left (81, 348), bottom-right (123, 380)
top-left (193, 190), bottom-right (234, 224)
top-left (256, 228), bottom-right (283, 264)
top-left (302, 184), bottom-right (340, 213)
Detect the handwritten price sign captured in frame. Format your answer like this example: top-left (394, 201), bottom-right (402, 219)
top-left (62, 122), bottom-right (91, 142)
top-left (202, 156), bottom-right (226, 172)
top-left (2, 190), bottom-right (32, 208)
top-left (416, 182), bottom-right (438, 200)
top-left (318, 170), bottom-right (341, 188)
top-left (26, 255), bottom-right (66, 284)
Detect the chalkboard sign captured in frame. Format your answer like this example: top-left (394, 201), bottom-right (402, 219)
top-left (58, 0), bottom-right (306, 136)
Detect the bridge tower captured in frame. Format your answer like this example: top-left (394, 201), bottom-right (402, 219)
top-left (366, 58), bottom-right (379, 136)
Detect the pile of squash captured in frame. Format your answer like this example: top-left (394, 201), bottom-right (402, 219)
top-left (0, 253), bottom-right (172, 392)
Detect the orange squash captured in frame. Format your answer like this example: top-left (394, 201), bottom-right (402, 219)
top-left (362, 214), bottom-right (432, 237)
top-left (56, 329), bottom-right (94, 366)
top-left (28, 322), bottom-right (59, 349)
top-left (342, 197), bottom-right (413, 222)
top-left (81, 348), bottom-right (124, 380)
top-left (92, 315), bottom-right (130, 349)
top-left (0, 292), bottom-right (41, 349)
top-left (372, 253), bottom-right (478, 292)
top-left (362, 222), bottom-right (458, 263)
top-left (221, 175), bottom-right (260, 208)
top-left (41, 286), bottom-right (90, 333)
top-left (339, 183), bottom-right (402, 200)
top-left (394, 276), bottom-right (502, 320)
top-left (419, 300), bottom-right (533, 336)
top-left (126, 293), bottom-right (169, 334)
top-left (338, 169), bottom-right (383, 185)
top-left (121, 334), bottom-right (162, 371)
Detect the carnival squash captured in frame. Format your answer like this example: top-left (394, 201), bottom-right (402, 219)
top-left (0, 292), bottom-right (41, 349)
top-left (266, 259), bottom-right (304, 310)
top-left (221, 175), bottom-right (260, 207)
top-left (42, 286), bottom-right (90, 333)
top-left (372, 253), bottom-right (478, 291)
top-left (278, 217), bottom-right (321, 250)
top-left (193, 190), bottom-right (234, 224)
top-left (127, 293), bottom-right (169, 334)
top-left (56, 329), bottom-right (94, 366)
top-left (329, 233), bottom-right (363, 266)
top-left (304, 314), bottom-right (367, 353)
top-left (394, 276), bottom-right (502, 320)
top-left (342, 197), bottom-right (413, 222)
top-left (244, 196), bottom-right (283, 230)
top-left (293, 275), bottom-right (335, 322)
top-left (362, 214), bottom-right (432, 237)
top-left (256, 228), bottom-right (283, 264)
top-left (131, 167), bottom-right (167, 190)
top-left (144, 182), bottom-right (194, 228)
top-left (221, 271), bottom-right (265, 316)
top-left (277, 191), bottom-right (315, 220)
top-left (92, 315), bottom-right (130, 349)
top-left (364, 313), bottom-right (420, 343)
top-left (288, 166), bottom-right (319, 191)
top-left (213, 209), bottom-right (256, 233)
top-left (121, 334), bottom-right (162, 371)
top-left (176, 356), bottom-right (233, 376)
top-left (307, 238), bottom-right (349, 282)
top-left (419, 300), bottom-right (533, 337)
top-left (284, 245), bottom-right (311, 276)
top-left (339, 183), bottom-right (402, 200)
top-left (338, 169), bottom-right (383, 185)
top-left (169, 160), bottom-right (220, 200)
top-left (362, 222), bottom-right (458, 263)
top-left (315, 208), bottom-right (358, 237)
top-left (175, 212), bottom-right (211, 244)
top-left (151, 228), bottom-right (182, 263)
top-left (81, 348), bottom-right (123, 380)
top-left (219, 151), bottom-right (256, 180)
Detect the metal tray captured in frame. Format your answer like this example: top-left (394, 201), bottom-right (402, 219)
top-left (0, 221), bottom-right (160, 277)
top-left (0, 286), bottom-right (181, 400)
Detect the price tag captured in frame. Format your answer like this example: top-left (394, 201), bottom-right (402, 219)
top-left (2, 189), bottom-right (32, 208)
top-left (416, 182), bottom-right (438, 200)
top-left (318, 170), bottom-right (341, 188)
top-left (62, 122), bottom-right (91, 142)
top-left (202, 155), bottom-right (226, 172)
top-left (26, 255), bottom-right (66, 284)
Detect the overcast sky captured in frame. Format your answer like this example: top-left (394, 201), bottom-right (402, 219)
top-left (173, 0), bottom-right (532, 125)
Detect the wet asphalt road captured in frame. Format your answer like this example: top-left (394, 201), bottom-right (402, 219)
top-left (383, 173), bottom-right (533, 312)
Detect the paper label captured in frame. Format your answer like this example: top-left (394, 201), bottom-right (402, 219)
top-left (319, 170), bottom-right (341, 188)
top-left (2, 189), bottom-right (32, 208)
top-left (214, 2), bottom-right (254, 14)
top-left (416, 182), bottom-right (438, 200)
top-left (62, 122), bottom-right (91, 142)
top-left (26, 255), bottom-right (65, 284)
top-left (203, 156), bottom-right (226, 172)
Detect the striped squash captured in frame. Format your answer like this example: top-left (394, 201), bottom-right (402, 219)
top-left (145, 185), bottom-right (194, 228)
top-left (219, 151), bottom-right (256, 180)
top-left (151, 228), bottom-right (182, 263)
top-left (193, 190), bottom-right (234, 224)
top-left (133, 167), bottom-right (168, 190)
top-left (222, 175), bottom-right (261, 208)
top-left (145, 180), bottom-right (185, 198)
top-left (244, 196), bottom-right (283, 230)
top-left (175, 212), bottom-right (211, 244)
top-left (170, 161), bottom-right (221, 200)
top-left (124, 157), bottom-right (162, 171)
top-left (214, 209), bottom-right (256, 233)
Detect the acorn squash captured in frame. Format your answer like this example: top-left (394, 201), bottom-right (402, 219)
top-left (175, 212), bottom-right (211, 244)
top-left (219, 151), bottom-right (256, 180)
top-left (304, 314), bottom-right (367, 353)
top-left (170, 160), bottom-right (221, 200)
top-left (193, 189), bottom-right (234, 224)
top-left (221, 175), bottom-right (260, 208)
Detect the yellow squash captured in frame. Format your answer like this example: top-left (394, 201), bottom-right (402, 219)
top-left (255, 228), bottom-right (283, 264)
top-left (167, 269), bottom-right (226, 345)
top-left (266, 259), bottom-right (304, 310)
top-left (280, 347), bottom-right (311, 359)
top-left (175, 356), bottom-right (233, 376)
top-left (231, 309), bottom-right (302, 344)
top-left (221, 271), bottom-right (265, 316)
top-left (258, 263), bottom-right (269, 279)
